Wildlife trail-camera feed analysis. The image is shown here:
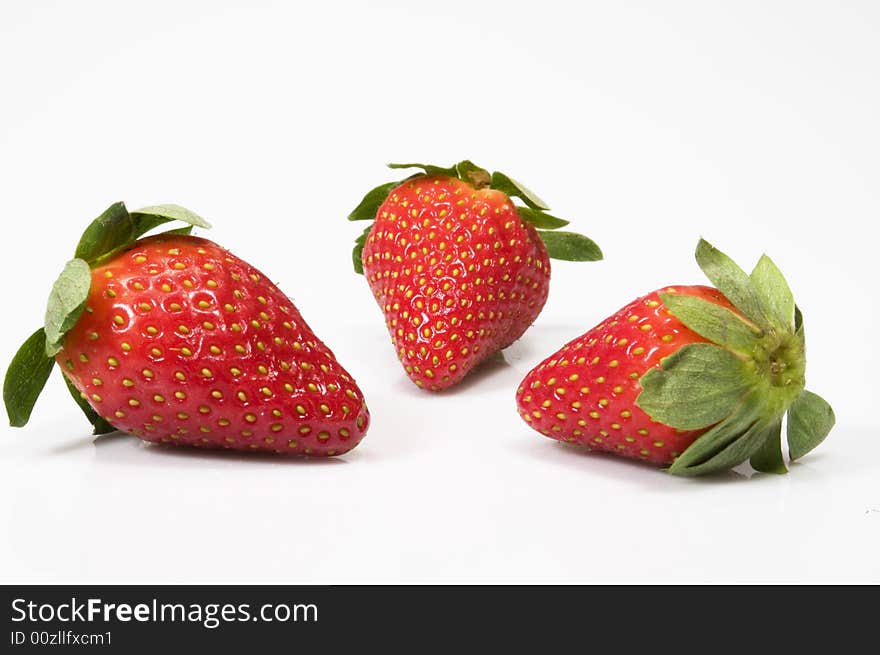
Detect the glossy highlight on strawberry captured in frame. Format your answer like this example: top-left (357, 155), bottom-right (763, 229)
top-left (518, 285), bottom-right (730, 464)
top-left (349, 161), bottom-right (602, 391)
top-left (363, 176), bottom-right (551, 389)
top-left (5, 202), bottom-right (369, 456)
top-left (516, 239), bottom-right (835, 477)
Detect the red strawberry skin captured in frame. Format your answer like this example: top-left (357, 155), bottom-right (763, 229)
top-left (57, 234), bottom-right (369, 456)
top-left (516, 285), bottom-right (736, 465)
top-left (362, 175), bottom-right (551, 390)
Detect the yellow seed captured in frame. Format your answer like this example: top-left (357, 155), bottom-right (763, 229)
top-left (201, 368), bottom-right (212, 377)
top-left (153, 394), bottom-right (165, 403)
top-left (244, 413), bottom-right (256, 423)
top-left (174, 391), bottom-right (186, 400)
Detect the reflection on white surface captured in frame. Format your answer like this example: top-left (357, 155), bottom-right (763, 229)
top-left (0, 331), bottom-right (875, 583)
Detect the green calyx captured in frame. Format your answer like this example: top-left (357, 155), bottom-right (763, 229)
top-left (4, 201), bottom-right (210, 433)
top-left (636, 239), bottom-right (835, 477)
top-left (346, 160), bottom-right (603, 273)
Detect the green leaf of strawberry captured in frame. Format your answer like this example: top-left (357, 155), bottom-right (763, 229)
top-left (516, 207), bottom-right (569, 230)
top-left (348, 182), bottom-right (400, 222)
top-left (74, 202), bottom-right (135, 263)
top-left (749, 420), bottom-right (787, 474)
top-left (44, 258), bottom-right (92, 356)
top-left (659, 292), bottom-right (761, 354)
top-left (695, 239), bottom-right (771, 328)
top-left (517, 239), bottom-right (833, 476)
top-left (489, 170), bottom-right (550, 210)
top-left (346, 160), bottom-right (602, 276)
top-left (387, 162), bottom-right (459, 177)
top-left (3, 328), bottom-right (54, 427)
top-left (787, 390), bottom-right (835, 460)
top-left (750, 254), bottom-right (795, 331)
top-left (130, 204), bottom-right (211, 230)
top-left (637, 343), bottom-right (754, 430)
top-left (535, 230), bottom-right (603, 262)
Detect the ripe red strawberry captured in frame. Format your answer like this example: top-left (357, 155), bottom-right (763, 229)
top-left (349, 161), bottom-right (602, 390)
top-left (5, 202), bottom-right (369, 456)
top-left (517, 239), bottom-right (835, 476)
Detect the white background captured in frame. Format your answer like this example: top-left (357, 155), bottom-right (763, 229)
top-left (1, 1), bottom-right (878, 583)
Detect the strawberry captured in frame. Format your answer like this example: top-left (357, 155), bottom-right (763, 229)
top-left (348, 161), bottom-right (602, 390)
top-left (516, 239), bottom-right (835, 476)
top-left (5, 202), bottom-right (369, 456)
